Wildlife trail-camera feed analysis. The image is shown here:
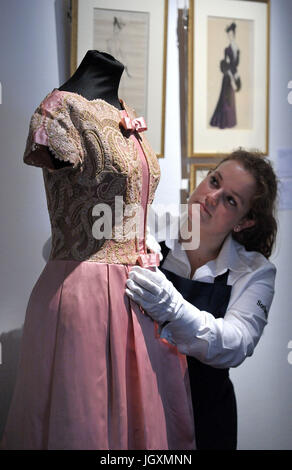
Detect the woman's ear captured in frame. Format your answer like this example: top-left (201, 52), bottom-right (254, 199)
top-left (234, 217), bottom-right (256, 232)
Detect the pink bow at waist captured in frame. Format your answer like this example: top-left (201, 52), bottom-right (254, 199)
top-left (136, 253), bottom-right (160, 268)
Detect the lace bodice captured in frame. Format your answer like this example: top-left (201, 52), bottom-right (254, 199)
top-left (24, 89), bottom-right (160, 264)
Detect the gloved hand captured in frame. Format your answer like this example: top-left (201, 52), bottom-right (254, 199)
top-left (126, 266), bottom-right (185, 324)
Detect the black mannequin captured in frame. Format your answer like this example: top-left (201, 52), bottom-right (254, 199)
top-left (31, 50), bottom-right (125, 170)
top-left (59, 50), bottom-right (124, 110)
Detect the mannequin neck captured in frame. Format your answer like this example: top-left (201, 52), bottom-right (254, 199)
top-left (59, 50), bottom-right (124, 109)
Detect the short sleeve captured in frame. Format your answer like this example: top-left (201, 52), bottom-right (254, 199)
top-left (23, 89), bottom-right (84, 170)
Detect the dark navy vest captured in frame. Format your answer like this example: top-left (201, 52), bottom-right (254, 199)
top-left (159, 241), bottom-right (237, 450)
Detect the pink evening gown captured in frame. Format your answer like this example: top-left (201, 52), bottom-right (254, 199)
top-left (1, 89), bottom-right (195, 450)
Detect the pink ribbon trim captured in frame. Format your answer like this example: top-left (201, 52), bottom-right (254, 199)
top-left (120, 110), bottom-right (147, 133)
top-left (33, 89), bottom-right (63, 146)
top-left (136, 253), bottom-right (160, 268)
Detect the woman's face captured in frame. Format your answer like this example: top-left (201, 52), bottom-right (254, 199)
top-left (188, 160), bottom-right (256, 240)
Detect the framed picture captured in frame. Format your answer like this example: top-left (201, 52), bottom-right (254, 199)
top-left (71, 0), bottom-right (168, 158)
top-left (188, 0), bottom-right (270, 157)
top-left (189, 163), bottom-right (215, 193)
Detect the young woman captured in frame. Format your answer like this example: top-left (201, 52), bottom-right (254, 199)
top-left (126, 149), bottom-right (278, 449)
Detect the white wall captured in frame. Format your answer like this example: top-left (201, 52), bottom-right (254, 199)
top-left (0, 0), bottom-right (70, 437)
top-left (0, 0), bottom-right (291, 449)
top-left (0, 0), bottom-right (69, 333)
top-left (229, 0), bottom-right (292, 450)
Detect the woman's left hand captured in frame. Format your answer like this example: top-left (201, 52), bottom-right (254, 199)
top-left (126, 266), bottom-right (184, 324)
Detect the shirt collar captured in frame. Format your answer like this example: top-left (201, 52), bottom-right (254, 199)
top-left (165, 231), bottom-right (253, 278)
top-left (212, 233), bottom-right (253, 275)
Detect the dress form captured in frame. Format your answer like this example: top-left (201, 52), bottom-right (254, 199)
top-left (35, 50), bottom-right (125, 169)
top-left (6, 46), bottom-right (197, 451)
top-left (59, 50), bottom-right (124, 109)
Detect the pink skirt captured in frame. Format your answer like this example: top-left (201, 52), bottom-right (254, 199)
top-left (1, 260), bottom-right (195, 450)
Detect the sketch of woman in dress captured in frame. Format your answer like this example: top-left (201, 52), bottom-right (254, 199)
top-left (106, 16), bottom-right (132, 78)
top-left (210, 22), bottom-right (241, 129)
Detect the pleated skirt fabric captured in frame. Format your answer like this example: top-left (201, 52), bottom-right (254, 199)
top-left (1, 260), bottom-right (195, 450)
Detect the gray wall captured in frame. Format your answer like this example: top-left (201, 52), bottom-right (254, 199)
top-left (0, 0), bottom-right (291, 449)
top-left (230, 0), bottom-right (292, 449)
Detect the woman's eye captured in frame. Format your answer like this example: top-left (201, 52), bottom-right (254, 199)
top-left (210, 175), bottom-right (218, 187)
top-left (227, 196), bottom-right (237, 207)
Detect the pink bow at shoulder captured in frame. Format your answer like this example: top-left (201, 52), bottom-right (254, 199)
top-left (120, 110), bottom-right (147, 133)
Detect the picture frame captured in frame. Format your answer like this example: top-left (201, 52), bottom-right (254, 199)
top-left (187, 0), bottom-right (270, 157)
top-left (189, 163), bottom-right (215, 193)
top-left (71, 0), bottom-right (168, 158)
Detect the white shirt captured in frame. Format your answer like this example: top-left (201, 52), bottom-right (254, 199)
top-left (158, 233), bottom-right (276, 369)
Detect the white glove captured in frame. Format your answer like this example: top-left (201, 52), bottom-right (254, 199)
top-left (126, 266), bottom-right (204, 348)
top-left (126, 266), bottom-right (186, 324)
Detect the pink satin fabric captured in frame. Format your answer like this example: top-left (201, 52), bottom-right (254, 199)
top-left (130, 126), bottom-right (149, 256)
top-left (1, 260), bottom-right (195, 449)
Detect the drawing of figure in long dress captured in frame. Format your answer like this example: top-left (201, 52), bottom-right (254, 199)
top-left (210, 22), bottom-right (241, 129)
top-left (106, 16), bottom-right (132, 78)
